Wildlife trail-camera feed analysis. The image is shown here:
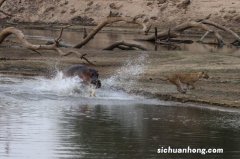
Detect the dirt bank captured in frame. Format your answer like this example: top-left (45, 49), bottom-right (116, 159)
top-left (1, 0), bottom-right (240, 31)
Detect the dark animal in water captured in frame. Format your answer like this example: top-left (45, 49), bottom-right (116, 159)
top-left (64, 65), bottom-right (101, 89)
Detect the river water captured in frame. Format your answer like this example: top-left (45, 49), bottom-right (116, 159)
top-left (0, 29), bottom-right (240, 159)
top-left (0, 72), bottom-right (240, 159)
top-left (23, 28), bottom-right (239, 53)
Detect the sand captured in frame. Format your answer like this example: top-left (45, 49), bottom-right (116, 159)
top-left (1, 0), bottom-right (240, 30)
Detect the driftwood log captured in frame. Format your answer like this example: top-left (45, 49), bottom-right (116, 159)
top-left (1, 10), bottom-right (240, 65)
top-left (201, 20), bottom-right (240, 43)
top-left (0, 27), bottom-right (94, 65)
top-left (60, 51), bottom-right (96, 66)
top-left (103, 41), bottom-right (147, 51)
top-left (141, 19), bottom-right (240, 47)
top-left (0, 27), bottom-right (65, 55)
top-left (0, 16), bottom-right (149, 62)
top-left (74, 17), bottom-right (148, 48)
top-left (1, 0), bottom-right (239, 48)
top-left (140, 21), bottom-right (224, 46)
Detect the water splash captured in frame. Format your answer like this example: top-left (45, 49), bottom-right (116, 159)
top-left (33, 71), bottom-right (136, 99)
top-left (34, 71), bottom-right (86, 96)
top-left (0, 54), bottom-right (150, 101)
top-left (34, 53), bottom-right (149, 99)
top-left (103, 54), bottom-right (148, 90)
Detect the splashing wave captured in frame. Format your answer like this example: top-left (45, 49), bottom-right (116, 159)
top-left (0, 54), bottom-right (151, 101)
top-left (103, 54), bottom-right (148, 90)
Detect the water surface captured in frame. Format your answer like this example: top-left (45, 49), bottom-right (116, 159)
top-left (0, 73), bottom-right (240, 159)
top-left (23, 28), bottom-right (240, 53)
top-left (1, 29), bottom-right (240, 159)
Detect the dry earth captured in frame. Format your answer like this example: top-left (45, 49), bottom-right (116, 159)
top-left (1, 0), bottom-right (240, 30)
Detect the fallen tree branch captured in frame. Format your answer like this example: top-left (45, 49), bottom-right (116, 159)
top-left (232, 40), bottom-right (240, 47)
top-left (55, 25), bottom-right (72, 42)
top-left (155, 40), bottom-right (180, 50)
top-left (74, 17), bottom-right (148, 48)
top-left (201, 20), bottom-right (240, 42)
top-left (197, 41), bottom-right (222, 46)
top-left (195, 14), bottom-right (212, 22)
top-left (144, 24), bottom-right (152, 35)
top-left (139, 21), bottom-right (214, 41)
top-left (45, 40), bottom-right (72, 48)
top-left (117, 45), bottom-right (136, 50)
top-left (154, 27), bottom-right (158, 51)
top-left (0, 27), bottom-right (96, 64)
top-left (61, 51), bottom-right (95, 66)
top-left (199, 31), bottom-right (211, 42)
top-left (168, 39), bottom-right (193, 44)
top-left (83, 27), bottom-right (88, 39)
top-left (197, 30), bottom-right (224, 47)
top-left (31, 49), bottom-right (42, 55)
top-left (140, 21), bottom-right (224, 46)
top-left (157, 39), bottom-right (193, 44)
top-left (103, 41), bottom-right (147, 51)
top-left (138, 29), bottom-right (178, 41)
top-left (0, 27), bottom-right (65, 55)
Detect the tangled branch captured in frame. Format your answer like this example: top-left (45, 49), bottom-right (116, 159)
top-left (0, 27), bottom-right (65, 54)
top-left (140, 21), bottom-right (224, 46)
top-left (74, 17), bottom-right (148, 48)
top-left (0, 27), bottom-right (94, 65)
